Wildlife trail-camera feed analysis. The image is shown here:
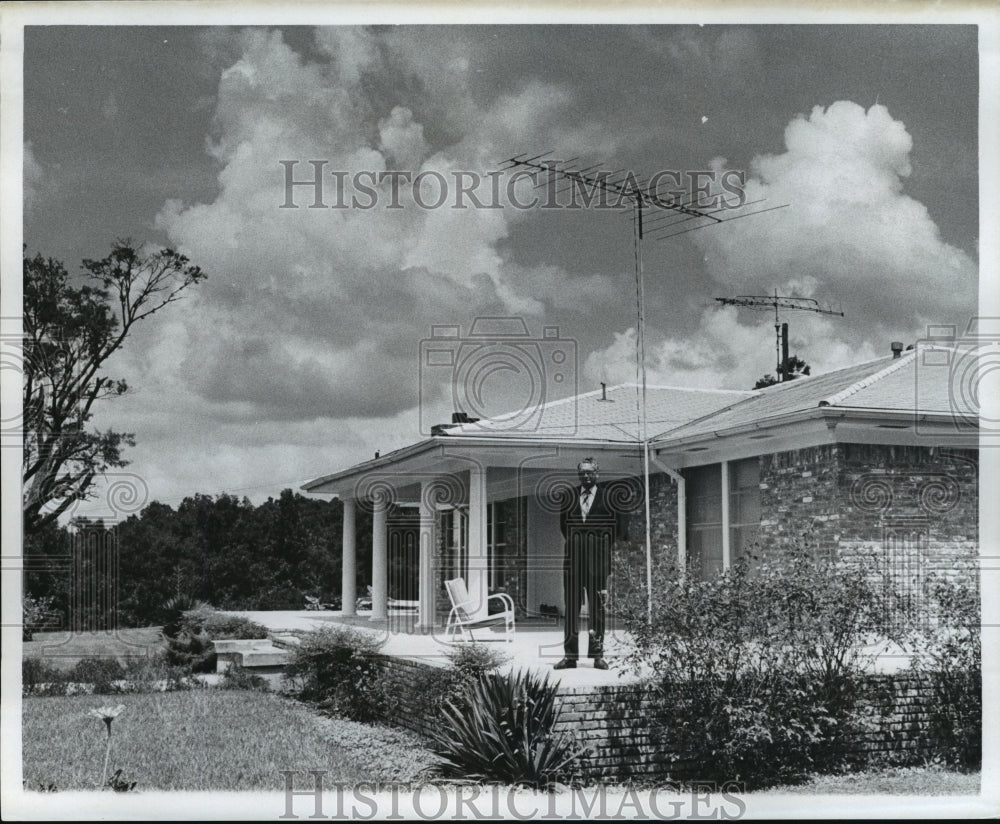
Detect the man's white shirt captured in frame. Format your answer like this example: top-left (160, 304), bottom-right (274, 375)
top-left (580, 485), bottom-right (595, 521)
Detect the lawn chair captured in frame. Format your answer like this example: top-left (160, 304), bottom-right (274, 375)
top-left (444, 578), bottom-right (515, 644)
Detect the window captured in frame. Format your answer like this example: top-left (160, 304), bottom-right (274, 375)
top-left (487, 502), bottom-right (508, 591)
top-left (686, 464), bottom-right (723, 580)
top-left (685, 458), bottom-right (761, 580)
top-left (729, 457), bottom-right (761, 564)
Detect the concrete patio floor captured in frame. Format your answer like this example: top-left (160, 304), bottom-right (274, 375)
top-left (224, 609), bottom-right (916, 685)
top-left (225, 609), bottom-right (643, 687)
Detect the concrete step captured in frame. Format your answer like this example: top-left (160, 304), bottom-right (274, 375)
top-left (214, 639), bottom-right (294, 672)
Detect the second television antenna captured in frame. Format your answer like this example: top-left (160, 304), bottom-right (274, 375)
top-left (714, 289), bottom-right (845, 382)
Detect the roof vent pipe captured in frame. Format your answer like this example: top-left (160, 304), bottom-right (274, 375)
top-left (890, 341), bottom-right (904, 359)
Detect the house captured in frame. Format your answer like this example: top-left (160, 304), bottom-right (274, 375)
top-left (301, 340), bottom-right (980, 631)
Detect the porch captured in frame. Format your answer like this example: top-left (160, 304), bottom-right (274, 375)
top-left (301, 439), bottom-right (650, 639)
top-left (224, 609), bottom-right (643, 686)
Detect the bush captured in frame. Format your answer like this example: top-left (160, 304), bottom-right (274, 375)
top-left (70, 658), bottom-right (127, 694)
top-left (162, 600), bottom-right (269, 674)
top-left (428, 668), bottom-right (582, 787)
top-left (119, 653), bottom-right (197, 693)
top-left (23, 658), bottom-right (68, 697)
top-left (23, 594), bottom-right (58, 642)
top-left (220, 664), bottom-right (269, 692)
top-left (617, 547), bottom-right (889, 788)
top-left (403, 643), bottom-right (510, 720)
top-left (448, 643), bottom-right (509, 680)
top-left (284, 625), bottom-right (393, 722)
top-left (907, 571), bottom-right (981, 769)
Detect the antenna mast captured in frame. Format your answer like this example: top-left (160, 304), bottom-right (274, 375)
top-left (499, 153), bottom-right (787, 621)
top-left (714, 289), bottom-right (844, 381)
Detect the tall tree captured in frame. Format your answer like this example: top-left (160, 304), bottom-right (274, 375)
top-left (753, 355), bottom-right (811, 390)
top-left (22, 240), bottom-right (206, 535)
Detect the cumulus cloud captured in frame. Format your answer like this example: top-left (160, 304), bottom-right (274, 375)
top-left (587, 101), bottom-right (977, 390)
top-left (137, 27), bottom-right (615, 443)
top-left (694, 101), bottom-right (976, 336)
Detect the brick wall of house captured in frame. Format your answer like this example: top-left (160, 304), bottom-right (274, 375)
top-left (372, 654), bottom-right (949, 781)
top-left (837, 445), bottom-right (979, 599)
top-left (754, 443), bottom-right (979, 626)
top-left (758, 444), bottom-right (843, 556)
top-left (614, 473), bottom-right (678, 603)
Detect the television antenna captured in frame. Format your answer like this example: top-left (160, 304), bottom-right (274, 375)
top-left (498, 152), bottom-right (788, 620)
top-left (714, 290), bottom-right (844, 382)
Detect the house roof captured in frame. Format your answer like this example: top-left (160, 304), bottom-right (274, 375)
top-left (652, 346), bottom-right (963, 445)
top-left (303, 344), bottom-right (973, 494)
top-left (439, 382), bottom-right (751, 442)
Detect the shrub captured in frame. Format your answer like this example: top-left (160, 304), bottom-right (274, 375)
top-left (448, 643), bottom-right (509, 680)
top-left (220, 664), bottom-right (269, 692)
top-left (617, 547), bottom-right (889, 788)
top-left (403, 643), bottom-right (510, 721)
top-left (23, 594), bottom-right (58, 642)
top-left (428, 668), bottom-right (582, 788)
top-left (119, 653), bottom-right (196, 693)
top-left (162, 601), bottom-right (269, 674)
top-left (284, 625), bottom-right (393, 722)
top-left (70, 658), bottom-right (127, 694)
top-left (23, 658), bottom-right (68, 697)
top-left (203, 612), bottom-right (270, 640)
top-left (907, 571), bottom-right (981, 769)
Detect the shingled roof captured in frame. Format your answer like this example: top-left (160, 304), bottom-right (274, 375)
top-left (653, 345), bottom-right (963, 444)
top-left (440, 383), bottom-right (751, 442)
top-left (442, 344), bottom-right (967, 447)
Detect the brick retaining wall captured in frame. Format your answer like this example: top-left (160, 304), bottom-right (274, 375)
top-left (372, 654), bottom-right (949, 781)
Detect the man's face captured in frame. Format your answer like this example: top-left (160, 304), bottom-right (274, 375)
top-left (578, 464), bottom-right (598, 489)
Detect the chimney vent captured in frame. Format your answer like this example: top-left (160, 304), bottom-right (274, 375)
top-left (890, 341), bottom-right (904, 358)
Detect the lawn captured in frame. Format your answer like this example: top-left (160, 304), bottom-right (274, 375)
top-left (22, 690), bottom-right (439, 791)
top-left (762, 765), bottom-right (980, 795)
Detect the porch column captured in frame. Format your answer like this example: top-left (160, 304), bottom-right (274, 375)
top-left (466, 465), bottom-right (489, 621)
top-left (417, 483), bottom-right (436, 631)
top-left (370, 496), bottom-right (388, 621)
top-left (341, 498), bottom-right (356, 617)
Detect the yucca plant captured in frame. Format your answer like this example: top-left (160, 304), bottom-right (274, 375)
top-left (429, 668), bottom-right (583, 787)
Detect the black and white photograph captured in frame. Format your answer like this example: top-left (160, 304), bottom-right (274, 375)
top-left (2, 2), bottom-right (997, 819)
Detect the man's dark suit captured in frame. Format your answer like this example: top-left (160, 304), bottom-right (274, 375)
top-left (559, 484), bottom-right (628, 660)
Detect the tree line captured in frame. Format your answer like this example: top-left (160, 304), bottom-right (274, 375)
top-left (24, 489), bottom-right (374, 629)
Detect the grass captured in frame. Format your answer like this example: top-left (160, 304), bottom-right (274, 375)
top-left (23, 627), bottom-right (167, 671)
top-left (23, 690), bottom-right (439, 791)
top-left (760, 765), bottom-right (980, 795)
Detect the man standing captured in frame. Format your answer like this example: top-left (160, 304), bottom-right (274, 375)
top-left (554, 458), bottom-right (628, 670)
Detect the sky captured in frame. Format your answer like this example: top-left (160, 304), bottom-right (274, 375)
top-left (19, 22), bottom-right (982, 516)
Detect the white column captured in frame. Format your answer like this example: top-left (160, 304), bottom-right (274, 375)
top-left (721, 460), bottom-right (731, 572)
top-left (341, 498), bottom-right (356, 617)
top-left (370, 497), bottom-right (388, 621)
top-left (417, 483), bottom-right (436, 631)
top-left (466, 466), bottom-right (489, 621)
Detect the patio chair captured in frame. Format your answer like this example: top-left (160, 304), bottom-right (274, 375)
top-left (444, 578), bottom-right (515, 644)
